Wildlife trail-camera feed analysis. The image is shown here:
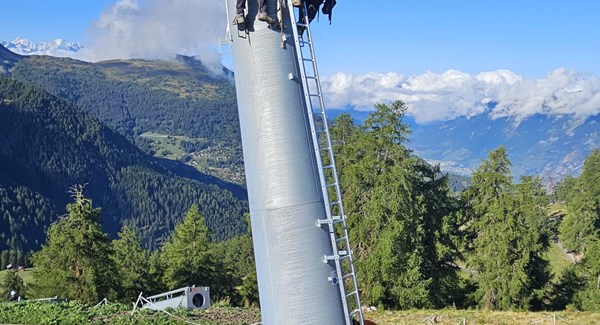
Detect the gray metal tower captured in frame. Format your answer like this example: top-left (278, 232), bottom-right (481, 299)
top-left (225, 0), bottom-right (363, 324)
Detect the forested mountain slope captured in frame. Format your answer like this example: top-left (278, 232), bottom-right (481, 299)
top-left (0, 77), bottom-right (248, 255)
top-left (0, 45), bottom-right (22, 74)
top-left (3, 48), bottom-right (243, 182)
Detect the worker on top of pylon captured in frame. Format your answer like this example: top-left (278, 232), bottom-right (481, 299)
top-left (295, 0), bottom-right (322, 35)
top-left (235, 0), bottom-right (276, 28)
top-left (295, 0), bottom-right (336, 34)
top-left (303, 0), bottom-right (336, 22)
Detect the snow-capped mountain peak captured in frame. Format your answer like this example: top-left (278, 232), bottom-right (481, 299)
top-left (1, 37), bottom-right (82, 55)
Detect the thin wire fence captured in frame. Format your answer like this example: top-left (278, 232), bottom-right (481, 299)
top-left (367, 311), bottom-right (597, 325)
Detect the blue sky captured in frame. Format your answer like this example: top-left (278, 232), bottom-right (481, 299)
top-left (1, 0), bottom-right (599, 78)
top-left (310, 1), bottom-right (600, 77)
top-left (0, 1), bottom-right (115, 43)
top-left (2, 1), bottom-right (600, 122)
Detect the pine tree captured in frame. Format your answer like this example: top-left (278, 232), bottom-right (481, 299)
top-left (332, 101), bottom-right (461, 309)
top-left (516, 176), bottom-right (552, 310)
top-left (161, 204), bottom-right (218, 295)
top-left (0, 251), bottom-right (8, 269)
top-left (1, 270), bottom-right (25, 301)
top-left (545, 267), bottom-right (583, 310)
top-left (465, 147), bottom-right (550, 310)
top-left (572, 240), bottom-right (600, 311)
top-left (213, 213), bottom-right (258, 306)
top-left (582, 149), bottom-right (600, 199)
top-left (31, 187), bottom-right (120, 303)
top-left (112, 226), bottom-right (155, 301)
top-left (583, 240), bottom-right (600, 290)
top-left (559, 149), bottom-right (600, 253)
top-left (147, 249), bottom-right (166, 295)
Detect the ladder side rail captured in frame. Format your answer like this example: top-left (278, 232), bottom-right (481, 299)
top-left (309, 52), bottom-right (367, 325)
top-left (340, 224), bottom-right (363, 322)
top-left (286, 4), bottom-right (346, 277)
top-left (316, 124), bottom-right (365, 323)
top-left (286, 2), bottom-right (336, 225)
top-left (295, 4), bottom-right (342, 229)
top-left (286, 2), bottom-right (352, 323)
top-left (287, 2), bottom-right (363, 324)
top-left (300, 6), bottom-right (349, 233)
top-left (299, 6), bottom-right (365, 324)
top-left (224, 0), bottom-right (232, 41)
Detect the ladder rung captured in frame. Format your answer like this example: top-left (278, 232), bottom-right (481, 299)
top-left (323, 250), bottom-right (348, 262)
top-left (316, 215), bottom-right (342, 226)
top-left (343, 273), bottom-right (354, 279)
top-left (323, 165), bottom-right (334, 169)
top-left (297, 22), bottom-right (308, 27)
top-left (329, 200), bottom-right (340, 206)
top-left (336, 236), bottom-right (347, 242)
top-left (323, 254), bottom-right (338, 262)
top-left (326, 182), bottom-right (337, 188)
top-left (309, 93), bottom-right (321, 97)
top-left (346, 290), bottom-right (358, 297)
top-left (320, 146), bottom-right (331, 151)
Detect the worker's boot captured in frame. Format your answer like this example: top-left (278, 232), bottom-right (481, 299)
top-left (292, 0), bottom-right (302, 7)
top-left (257, 11), bottom-right (276, 24)
top-left (235, 13), bottom-right (245, 30)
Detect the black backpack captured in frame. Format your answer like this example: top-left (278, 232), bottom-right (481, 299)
top-left (322, 0), bottom-right (336, 23)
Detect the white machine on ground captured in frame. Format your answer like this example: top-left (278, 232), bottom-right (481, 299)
top-left (132, 286), bottom-right (210, 312)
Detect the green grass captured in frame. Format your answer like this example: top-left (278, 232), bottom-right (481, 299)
top-left (0, 268), bottom-right (33, 286)
top-left (546, 242), bottom-right (574, 279)
top-left (141, 132), bottom-right (191, 158)
top-left (140, 132), bottom-right (245, 184)
top-left (0, 302), bottom-right (261, 325)
top-left (367, 309), bottom-right (600, 325)
top-left (548, 203), bottom-right (567, 217)
top-left (2, 301), bottom-right (599, 325)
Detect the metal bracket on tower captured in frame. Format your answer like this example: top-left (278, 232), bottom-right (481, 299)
top-left (316, 215), bottom-right (342, 226)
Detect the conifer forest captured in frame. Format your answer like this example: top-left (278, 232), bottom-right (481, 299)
top-left (1, 53), bottom-right (599, 323)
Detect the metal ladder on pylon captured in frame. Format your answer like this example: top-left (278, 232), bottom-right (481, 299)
top-left (286, 1), bottom-right (364, 324)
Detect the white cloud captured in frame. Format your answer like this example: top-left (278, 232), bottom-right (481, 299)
top-left (74, 0), bottom-right (225, 73)
top-left (14, 1), bottom-right (596, 124)
top-left (321, 68), bottom-right (600, 124)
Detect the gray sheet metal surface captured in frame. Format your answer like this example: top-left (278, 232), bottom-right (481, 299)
top-left (227, 0), bottom-right (345, 323)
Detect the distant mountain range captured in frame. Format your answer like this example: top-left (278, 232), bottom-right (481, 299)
top-left (4, 37), bottom-right (597, 183)
top-left (0, 38), bottom-right (600, 190)
top-left (410, 113), bottom-right (598, 179)
top-left (0, 38), bottom-right (600, 179)
top-left (328, 107), bottom-right (599, 181)
top-left (0, 38), bottom-right (82, 55)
